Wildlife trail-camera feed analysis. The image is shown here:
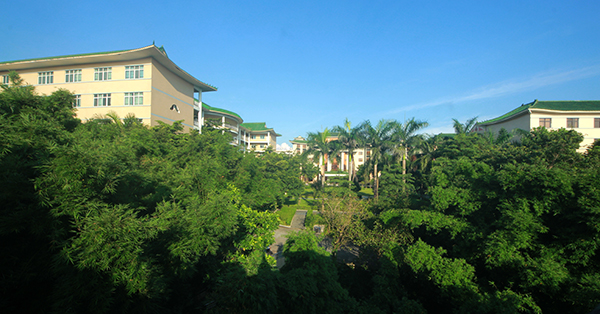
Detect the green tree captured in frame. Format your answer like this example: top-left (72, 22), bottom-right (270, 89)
top-left (390, 118), bottom-right (429, 180)
top-left (357, 119), bottom-right (395, 199)
top-left (332, 118), bottom-right (362, 183)
top-left (452, 116), bottom-right (478, 134)
top-left (305, 128), bottom-right (341, 185)
top-left (278, 231), bottom-right (358, 313)
top-left (320, 192), bottom-right (371, 255)
top-left (400, 127), bottom-right (600, 313)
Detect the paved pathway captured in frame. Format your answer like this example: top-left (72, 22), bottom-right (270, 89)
top-left (270, 210), bottom-right (307, 268)
top-left (270, 209), bottom-right (360, 268)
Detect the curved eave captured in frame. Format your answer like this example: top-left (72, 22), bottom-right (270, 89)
top-left (204, 109), bottom-right (243, 124)
top-left (0, 45), bottom-right (217, 92)
top-left (529, 108), bottom-right (600, 115)
top-left (245, 129), bottom-right (281, 136)
top-left (477, 109), bottom-right (530, 126)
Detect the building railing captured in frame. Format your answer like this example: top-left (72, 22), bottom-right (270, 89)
top-left (224, 123), bottom-right (238, 132)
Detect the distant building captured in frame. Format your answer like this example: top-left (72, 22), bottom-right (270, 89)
top-left (241, 122), bottom-right (281, 152)
top-left (475, 100), bottom-right (600, 151)
top-left (0, 45), bottom-right (217, 131)
top-left (290, 135), bottom-right (371, 174)
top-left (200, 104), bottom-right (280, 151)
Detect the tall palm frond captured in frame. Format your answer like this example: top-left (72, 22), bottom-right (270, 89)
top-left (452, 116), bottom-right (478, 134)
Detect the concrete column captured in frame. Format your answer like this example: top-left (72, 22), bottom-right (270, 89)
top-left (199, 102), bottom-right (205, 134)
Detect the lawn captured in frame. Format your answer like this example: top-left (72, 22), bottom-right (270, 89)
top-left (277, 205), bottom-right (297, 226)
top-left (357, 188), bottom-right (374, 198)
top-left (278, 195), bottom-right (321, 225)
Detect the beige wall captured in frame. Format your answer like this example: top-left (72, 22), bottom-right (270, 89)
top-left (530, 110), bottom-right (600, 150)
top-left (2, 58), bottom-right (156, 125)
top-left (482, 109), bottom-right (600, 152)
top-left (481, 113), bottom-right (530, 134)
top-left (150, 60), bottom-right (196, 130)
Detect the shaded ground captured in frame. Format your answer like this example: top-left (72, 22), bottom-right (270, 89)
top-left (270, 209), bottom-right (359, 268)
top-left (317, 237), bottom-right (360, 264)
top-left (271, 210), bottom-right (306, 268)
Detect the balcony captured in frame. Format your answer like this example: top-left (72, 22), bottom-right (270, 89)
top-left (223, 123), bottom-right (239, 132)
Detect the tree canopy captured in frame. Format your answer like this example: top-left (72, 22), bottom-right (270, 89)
top-left (2, 78), bottom-right (600, 313)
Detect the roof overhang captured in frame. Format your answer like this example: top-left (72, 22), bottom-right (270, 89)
top-left (477, 109), bottom-right (530, 126)
top-left (529, 108), bottom-right (600, 115)
top-left (0, 45), bottom-right (217, 92)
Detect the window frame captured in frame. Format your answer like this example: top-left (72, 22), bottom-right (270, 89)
top-left (566, 118), bottom-right (579, 128)
top-left (2, 75), bottom-right (9, 85)
top-left (38, 71), bottom-right (54, 84)
top-left (124, 92), bottom-right (143, 106)
top-left (539, 118), bottom-right (552, 128)
top-left (94, 67), bottom-right (112, 81)
top-left (72, 95), bottom-right (81, 107)
top-left (595, 118), bottom-right (600, 128)
top-left (93, 93), bottom-right (111, 107)
top-left (125, 65), bottom-right (144, 79)
top-left (65, 69), bottom-right (82, 83)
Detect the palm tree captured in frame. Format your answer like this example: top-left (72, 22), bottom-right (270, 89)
top-left (391, 118), bottom-right (429, 178)
top-left (452, 116), bottom-right (478, 134)
top-left (412, 134), bottom-right (438, 174)
top-left (305, 128), bottom-right (337, 186)
top-left (357, 119), bottom-right (395, 199)
top-left (332, 118), bottom-right (361, 183)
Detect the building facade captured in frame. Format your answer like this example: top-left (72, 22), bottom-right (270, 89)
top-left (0, 45), bottom-right (217, 131)
top-left (290, 135), bottom-right (371, 174)
top-left (475, 100), bottom-right (600, 151)
top-left (200, 104), bottom-right (280, 151)
top-left (240, 122), bottom-right (281, 152)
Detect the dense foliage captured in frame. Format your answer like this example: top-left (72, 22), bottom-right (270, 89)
top-left (0, 77), bottom-right (304, 313)
top-left (2, 77), bottom-right (600, 313)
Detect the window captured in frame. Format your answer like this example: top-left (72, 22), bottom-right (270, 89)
top-left (94, 93), bottom-right (111, 106)
top-left (125, 65), bottom-right (144, 79)
top-left (124, 92), bottom-right (143, 105)
top-left (2, 75), bottom-right (9, 85)
top-left (595, 118), bottom-right (600, 128)
top-left (260, 144), bottom-right (265, 149)
top-left (72, 95), bottom-right (81, 107)
top-left (358, 158), bottom-right (363, 162)
top-left (94, 67), bottom-right (112, 81)
top-left (65, 69), bottom-right (82, 82)
top-left (38, 71), bottom-right (53, 84)
top-left (251, 135), bottom-right (256, 139)
top-left (260, 135), bottom-right (265, 139)
top-left (539, 118), bottom-right (551, 128)
top-left (567, 118), bottom-right (579, 128)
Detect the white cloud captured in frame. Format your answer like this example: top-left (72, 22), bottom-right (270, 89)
top-left (388, 64), bottom-right (600, 114)
top-left (277, 142), bottom-right (292, 151)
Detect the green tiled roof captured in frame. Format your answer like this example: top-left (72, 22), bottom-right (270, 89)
top-left (0, 48), bottom-right (131, 65)
top-left (478, 100), bottom-right (600, 125)
top-left (0, 44), bottom-right (217, 92)
top-left (290, 139), bottom-right (308, 143)
top-left (240, 122), bottom-right (281, 136)
top-left (240, 122), bottom-right (269, 131)
top-left (202, 102), bottom-right (242, 120)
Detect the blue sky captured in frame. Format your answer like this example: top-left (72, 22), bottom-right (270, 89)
top-left (3, 0), bottom-right (600, 149)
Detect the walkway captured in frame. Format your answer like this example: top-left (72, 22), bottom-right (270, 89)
top-left (271, 210), bottom-right (306, 268)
